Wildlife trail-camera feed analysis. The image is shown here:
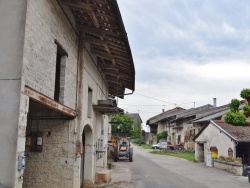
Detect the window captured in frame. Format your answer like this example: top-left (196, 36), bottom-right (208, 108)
top-left (190, 129), bottom-right (195, 136)
top-left (54, 40), bottom-right (67, 103)
top-left (87, 88), bottom-right (93, 118)
top-left (228, 148), bottom-right (233, 158)
top-left (177, 135), bottom-right (181, 144)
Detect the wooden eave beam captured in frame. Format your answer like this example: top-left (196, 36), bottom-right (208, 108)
top-left (96, 12), bottom-right (117, 22)
top-left (23, 86), bottom-right (77, 117)
top-left (79, 25), bottom-right (124, 41)
top-left (62, 0), bottom-right (100, 28)
top-left (91, 49), bottom-right (113, 59)
top-left (88, 11), bottom-right (100, 28)
top-left (84, 37), bottom-right (107, 46)
top-left (62, 0), bottom-right (94, 11)
top-left (97, 63), bottom-right (117, 69)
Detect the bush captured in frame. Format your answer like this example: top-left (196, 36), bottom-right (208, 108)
top-left (225, 157), bottom-right (234, 162)
top-left (157, 131), bottom-right (168, 142)
top-left (243, 104), bottom-right (250, 117)
top-left (229, 99), bottom-right (240, 112)
top-left (218, 156), bottom-right (225, 161)
top-left (133, 138), bottom-right (145, 145)
top-left (240, 88), bottom-right (250, 99)
top-left (224, 111), bottom-right (246, 126)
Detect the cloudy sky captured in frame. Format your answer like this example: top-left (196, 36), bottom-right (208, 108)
top-left (116, 0), bottom-right (250, 130)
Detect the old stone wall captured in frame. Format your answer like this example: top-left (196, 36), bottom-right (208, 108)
top-left (157, 122), bottom-right (166, 134)
top-left (23, 0), bottom-right (78, 109)
top-left (21, 0), bottom-right (79, 187)
top-left (23, 119), bottom-right (76, 188)
top-left (214, 159), bottom-right (243, 176)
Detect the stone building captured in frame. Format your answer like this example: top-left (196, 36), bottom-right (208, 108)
top-left (0, 0), bottom-right (135, 187)
top-left (194, 120), bottom-right (250, 164)
top-left (127, 113), bottom-right (143, 130)
top-left (146, 107), bottom-right (186, 144)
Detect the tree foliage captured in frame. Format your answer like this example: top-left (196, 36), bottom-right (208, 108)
top-left (229, 99), bottom-right (240, 112)
top-left (224, 111), bottom-right (246, 126)
top-left (243, 104), bottom-right (250, 118)
top-left (240, 88), bottom-right (250, 99)
top-left (157, 131), bottom-right (168, 142)
top-left (111, 114), bottom-right (132, 136)
top-left (131, 122), bottom-right (142, 139)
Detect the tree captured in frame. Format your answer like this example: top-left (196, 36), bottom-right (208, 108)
top-left (111, 114), bottom-right (132, 136)
top-left (225, 98), bottom-right (247, 126)
top-left (131, 122), bottom-right (142, 139)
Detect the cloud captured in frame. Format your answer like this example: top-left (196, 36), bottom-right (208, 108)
top-left (117, 0), bottom-right (250, 129)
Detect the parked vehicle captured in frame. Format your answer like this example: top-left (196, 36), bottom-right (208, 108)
top-left (152, 143), bottom-right (160, 149)
top-left (159, 141), bottom-right (168, 150)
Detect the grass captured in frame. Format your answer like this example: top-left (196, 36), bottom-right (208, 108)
top-left (150, 150), bottom-right (196, 162)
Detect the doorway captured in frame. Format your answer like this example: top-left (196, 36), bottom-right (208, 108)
top-left (81, 125), bottom-right (94, 187)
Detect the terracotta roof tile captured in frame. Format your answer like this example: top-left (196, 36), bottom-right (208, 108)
top-left (213, 120), bottom-right (250, 142)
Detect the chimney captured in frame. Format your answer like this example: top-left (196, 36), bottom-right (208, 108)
top-left (162, 109), bottom-right (164, 113)
top-left (213, 98), bottom-right (217, 107)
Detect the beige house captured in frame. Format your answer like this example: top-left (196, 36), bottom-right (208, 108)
top-left (0, 0), bottom-right (135, 187)
top-left (147, 101), bottom-right (230, 150)
top-left (194, 120), bottom-right (250, 165)
top-left (146, 107), bottom-right (186, 144)
top-left (184, 104), bottom-right (229, 150)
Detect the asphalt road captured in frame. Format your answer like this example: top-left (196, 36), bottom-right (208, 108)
top-left (106, 145), bottom-right (250, 188)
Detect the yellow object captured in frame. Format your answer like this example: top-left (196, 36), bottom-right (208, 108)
top-left (212, 150), bottom-right (218, 158)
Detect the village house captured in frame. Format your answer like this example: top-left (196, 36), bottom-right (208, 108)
top-left (169, 104), bottom-right (214, 147)
top-left (127, 113), bottom-right (143, 130)
top-left (146, 99), bottom-right (233, 150)
top-left (194, 120), bottom-right (250, 167)
top-left (0, 0), bottom-right (135, 188)
top-left (184, 104), bottom-right (230, 150)
top-left (146, 107), bottom-right (186, 144)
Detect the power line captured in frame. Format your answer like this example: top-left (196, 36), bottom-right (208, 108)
top-left (134, 92), bottom-right (195, 107)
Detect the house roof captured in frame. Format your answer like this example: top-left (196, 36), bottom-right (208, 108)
top-left (192, 104), bottom-right (229, 123)
top-left (127, 113), bottom-right (143, 124)
top-left (146, 107), bottom-right (186, 125)
top-left (194, 120), bottom-right (250, 142)
top-left (193, 110), bottom-right (228, 123)
top-left (193, 101), bottom-right (245, 123)
top-left (61, 0), bottom-right (135, 98)
top-left (174, 104), bottom-right (214, 120)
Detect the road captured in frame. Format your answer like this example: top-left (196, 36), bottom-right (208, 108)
top-left (104, 145), bottom-right (249, 188)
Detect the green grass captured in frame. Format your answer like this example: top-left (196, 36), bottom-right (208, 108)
top-left (150, 150), bottom-right (196, 162)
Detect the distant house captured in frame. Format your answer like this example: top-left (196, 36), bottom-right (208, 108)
top-left (169, 104), bottom-right (214, 147)
top-left (185, 104), bottom-right (229, 149)
top-left (146, 107), bottom-right (186, 144)
top-left (194, 120), bottom-right (250, 165)
top-left (127, 113), bottom-right (143, 130)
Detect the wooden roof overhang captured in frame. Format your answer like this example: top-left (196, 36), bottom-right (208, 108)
top-left (61, 0), bottom-right (135, 99)
top-left (93, 99), bottom-right (124, 114)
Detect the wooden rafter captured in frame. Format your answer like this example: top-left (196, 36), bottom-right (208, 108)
top-left (62, 0), bottom-right (94, 11)
top-left (62, 0), bottom-right (135, 97)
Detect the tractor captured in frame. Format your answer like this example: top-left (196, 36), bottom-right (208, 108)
top-left (111, 136), bottom-right (133, 162)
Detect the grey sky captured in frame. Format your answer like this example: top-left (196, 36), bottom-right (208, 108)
top-left (116, 0), bottom-right (250, 130)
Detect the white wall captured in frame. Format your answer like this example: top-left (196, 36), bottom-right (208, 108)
top-left (0, 0), bottom-right (27, 187)
top-left (195, 122), bottom-right (236, 161)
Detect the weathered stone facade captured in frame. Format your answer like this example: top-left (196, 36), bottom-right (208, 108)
top-left (23, 0), bottom-right (78, 109)
top-left (0, 0), bottom-right (135, 187)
